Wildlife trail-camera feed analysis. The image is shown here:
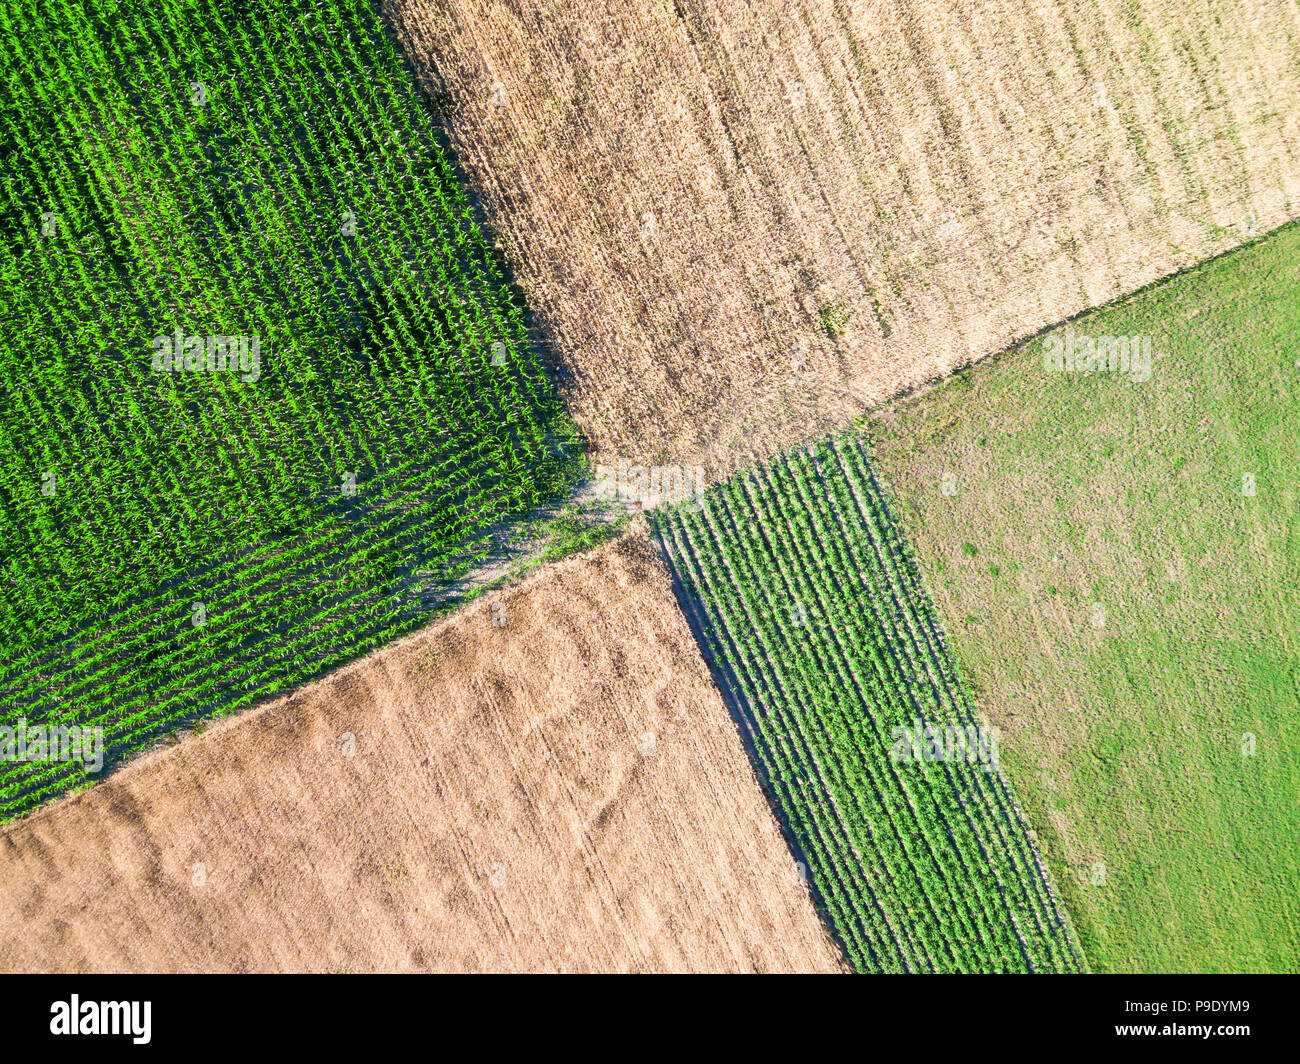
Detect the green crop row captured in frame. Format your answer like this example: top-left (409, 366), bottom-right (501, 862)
top-left (654, 433), bottom-right (1084, 972)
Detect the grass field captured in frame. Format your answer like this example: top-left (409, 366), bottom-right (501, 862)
top-left (0, 525), bottom-right (842, 973)
top-left (868, 222), bottom-right (1300, 972)
top-left (655, 436), bottom-right (1082, 972)
top-left (392, 0), bottom-right (1300, 476)
top-left (0, 0), bottom-right (581, 819)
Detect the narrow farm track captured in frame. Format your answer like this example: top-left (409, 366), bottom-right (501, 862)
top-left (655, 436), bottom-right (1085, 972)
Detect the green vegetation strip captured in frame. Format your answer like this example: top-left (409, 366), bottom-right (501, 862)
top-left (868, 222), bottom-right (1300, 973)
top-left (655, 434), bottom-right (1083, 972)
top-left (0, 0), bottom-right (582, 819)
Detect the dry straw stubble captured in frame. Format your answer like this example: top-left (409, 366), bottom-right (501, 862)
top-left (386, 0), bottom-right (1300, 477)
top-left (0, 524), bottom-right (842, 973)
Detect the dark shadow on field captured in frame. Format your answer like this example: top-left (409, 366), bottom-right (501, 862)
top-left (374, 3), bottom-right (579, 399)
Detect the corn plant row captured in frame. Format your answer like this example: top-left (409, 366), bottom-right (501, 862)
top-left (654, 433), bottom-right (1084, 973)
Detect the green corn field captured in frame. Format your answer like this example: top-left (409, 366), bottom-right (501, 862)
top-left (0, 0), bottom-right (582, 819)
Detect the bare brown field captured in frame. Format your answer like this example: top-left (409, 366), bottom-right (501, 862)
top-left (0, 523), bottom-right (842, 973)
top-left (386, 0), bottom-right (1300, 477)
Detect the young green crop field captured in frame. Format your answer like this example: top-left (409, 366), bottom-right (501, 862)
top-left (868, 222), bottom-right (1300, 972)
top-left (0, 0), bottom-right (581, 819)
top-left (654, 436), bottom-right (1083, 972)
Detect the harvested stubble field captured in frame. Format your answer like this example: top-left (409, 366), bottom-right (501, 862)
top-left (868, 222), bottom-right (1300, 972)
top-left (386, 0), bottom-right (1300, 478)
top-left (0, 524), bottom-right (842, 973)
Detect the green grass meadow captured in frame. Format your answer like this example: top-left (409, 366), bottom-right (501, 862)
top-left (868, 223), bottom-right (1300, 972)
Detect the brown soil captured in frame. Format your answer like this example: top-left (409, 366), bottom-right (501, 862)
top-left (386, 0), bottom-right (1300, 477)
top-left (0, 523), bottom-right (842, 973)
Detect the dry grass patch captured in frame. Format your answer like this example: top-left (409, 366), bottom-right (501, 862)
top-left (0, 523), bottom-right (841, 973)
top-left (386, 0), bottom-right (1300, 477)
